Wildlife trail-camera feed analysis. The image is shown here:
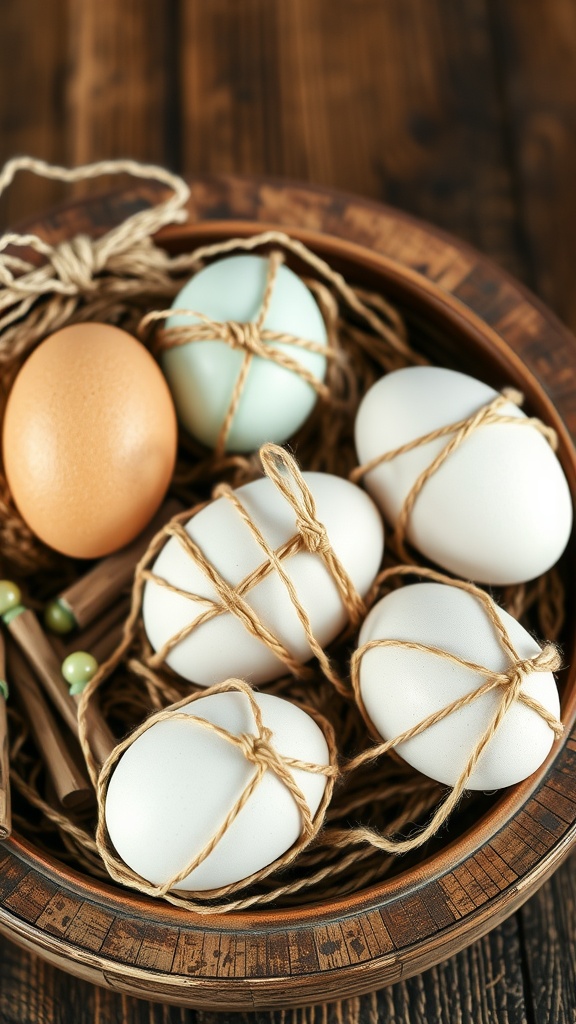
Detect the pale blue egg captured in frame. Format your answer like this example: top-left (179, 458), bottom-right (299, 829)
top-left (163, 254), bottom-right (328, 451)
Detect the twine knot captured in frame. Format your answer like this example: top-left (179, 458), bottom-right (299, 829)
top-left (50, 235), bottom-right (100, 293)
top-left (297, 517), bottom-right (331, 554)
top-left (237, 727), bottom-right (276, 769)
top-left (225, 320), bottom-right (266, 356)
top-left (510, 644), bottom-right (562, 682)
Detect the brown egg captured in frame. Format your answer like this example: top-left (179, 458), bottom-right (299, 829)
top-left (3, 323), bottom-right (178, 559)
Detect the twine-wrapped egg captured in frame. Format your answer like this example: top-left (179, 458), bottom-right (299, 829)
top-left (354, 578), bottom-right (561, 790)
top-left (103, 686), bottom-right (335, 894)
top-left (354, 366), bottom-right (572, 584)
top-left (142, 446), bottom-right (384, 688)
top-left (160, 253), bottom-right (329, 452)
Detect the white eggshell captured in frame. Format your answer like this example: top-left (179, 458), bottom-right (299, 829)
top-left (357, 582), bottom-right (560, 790)
top-left (354, 365), bottom-right (572, 584)
top-left (105, 690), bottom-right (330, 891)
top-left (162, 254), bottom-right (328, 451)
top-left (143, 472), bottom-right (384, 685)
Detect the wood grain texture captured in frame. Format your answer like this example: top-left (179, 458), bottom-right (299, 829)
top-left (2, 869), bottom-right (574, 1024)
top-left (180, 0), bottom-right (524, 278)
top-left (0, 0), bottom-right (69, 225)
top-left (489, 0), bottom-right (576, 329)
top-left (67, 0), bottom-right (176, 168)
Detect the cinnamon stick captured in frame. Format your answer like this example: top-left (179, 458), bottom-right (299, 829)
top-left (0, 635), bottom-right (11, 838)
top-left (6, 641), bottom-right (93, 809)
top-left (7, 609), bottom-right (115, 768)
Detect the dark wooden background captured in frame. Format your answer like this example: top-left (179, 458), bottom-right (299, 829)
top-left (1, 1), bottom-right (576, 1022)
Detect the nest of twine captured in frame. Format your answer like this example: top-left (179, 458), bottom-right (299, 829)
top-left (1, 158), bottom-right (568, 914)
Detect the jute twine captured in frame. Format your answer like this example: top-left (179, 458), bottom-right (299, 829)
top-left (351, 388), bottom-right (559, 562)
top-left (0, 157), bottom-right (568, 910)
top-left (93, 678), bottom-right (338, 912)
top-left (345, 564), bottom-right (563, 855)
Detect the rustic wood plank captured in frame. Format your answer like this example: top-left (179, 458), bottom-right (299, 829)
top-left (67, 0), bottom-right (176, 168)
top-left (519, 852), bottom-right (576, 1024)
top-left (180, 0), bottom-right (524, 275)
top-left (0, 902), bottom-right (533, 1022)
top-left (0, 0), bottom-right (69, 225)
top-left (488, 0), bottom-right (576, 330)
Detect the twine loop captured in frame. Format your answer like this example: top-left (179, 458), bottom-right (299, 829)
top-left (345, 565), bottom-right (564, 856)
top-left (352, 386), bottom-right (559, 562)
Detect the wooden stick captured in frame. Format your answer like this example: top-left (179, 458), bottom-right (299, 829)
top-left (6, 641), bottom-right (93, 810)
top-left (50, 598), bottom-right (129, 664)
top-left (0, 635), bottom-right (11, 839)
top-left (7, 609), bottom-right (116, 768)
top-left (49, 498), bottom-right (183, 631)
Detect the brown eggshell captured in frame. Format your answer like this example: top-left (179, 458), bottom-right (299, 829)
top-left (2, 323), bottom-right (178, 559)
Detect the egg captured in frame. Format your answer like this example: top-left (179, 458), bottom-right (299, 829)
top-left (354, 365), bottom-right (572, 584)
top-left (2, 323), bottom-right (177, 559)
top-left (142, 472), bottom-right (384, 686)
top-left (162, 254), bottom-right (328, 451)
top-left (356, 581), bottom-right (560, 790)
top-left (105, 689), bottom-right (331, 891)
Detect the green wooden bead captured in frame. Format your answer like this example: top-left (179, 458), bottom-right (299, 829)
top-left (0, 580), bottom-right (22, 619)
top-left (61, 651), bottom-right (98, 695)
top-left (44, 599), bottom-right (77, 635)
top-left (0, 680), bottom-right (8, 701)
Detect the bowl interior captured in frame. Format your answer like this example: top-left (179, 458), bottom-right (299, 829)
top-left (8, 217), bottom-right (576, 926)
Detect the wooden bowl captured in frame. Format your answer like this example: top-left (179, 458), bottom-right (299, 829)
top-left (1, 177), bottom-right (576, 1011)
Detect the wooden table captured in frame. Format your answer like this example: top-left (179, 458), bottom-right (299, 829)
top-left (1, 2), bottom-right (575, 1021)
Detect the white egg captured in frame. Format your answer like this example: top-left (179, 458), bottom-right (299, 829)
top-left (354, 365), bottom-right (572, 584)
top-left (143, 472), bottom-right (384, 685)
top-left (357, 582), bottom-right (560, 790)
top-left (162, 254), bottom-right (328, 451)
top-left (105, 690), bottom-right (330, 891)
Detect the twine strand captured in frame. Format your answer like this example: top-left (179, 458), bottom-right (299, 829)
top-left (346, 565), bottom-right (563, 854)
top-left (351, 388), bottom-right (559, 561)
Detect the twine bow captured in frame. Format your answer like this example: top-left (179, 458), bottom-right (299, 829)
top-left (0, 156), bottom-right (190, 362)
top-left (351, 387), bottom-right (559, 562)
top-left (95, 679), bottom-right (337, 911)
top-left (344, 565), bottom-right (563, 855)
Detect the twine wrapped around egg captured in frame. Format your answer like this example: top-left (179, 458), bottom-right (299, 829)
top-left (93, 678), bottom-right (338, 913)
top-left (0, 157), bottom-right (569, 912)
top-left (344, 564), bottom-right (563, 855)
top-left (350, 388), bottom-right (559, 563)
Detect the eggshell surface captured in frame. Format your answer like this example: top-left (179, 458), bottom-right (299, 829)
top-left (354, 365), bottom-right (572, 584)
top-left (162, 254), bottom-right (328, 451)
top-left (105, 690), bottom-right (330, 891)
top-left (2, 323), bottom-right (178, 559)
top-left (142, 472), bottom-right (384, 685)
top-left (357, 582), bottom-right (560, 790)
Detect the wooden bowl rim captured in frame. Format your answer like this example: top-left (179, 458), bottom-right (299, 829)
top-left (1, 184), bottom-right (576, 1006)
